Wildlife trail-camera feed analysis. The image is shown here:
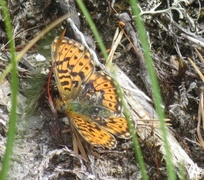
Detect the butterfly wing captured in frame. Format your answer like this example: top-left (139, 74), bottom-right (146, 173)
top-left (68, 112), bottom-right (117, 149)
top-left (80, 71), bottom-right (122, 113)
top-left (96, 116), bottom-right (131, 139)
top-left (51, 36), bottom-right (95, 100)
top-left (78, 71), bottom-right (131, 139)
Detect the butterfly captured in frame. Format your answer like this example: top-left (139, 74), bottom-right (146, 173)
top-left (51, 33), bottom-right (130, 149)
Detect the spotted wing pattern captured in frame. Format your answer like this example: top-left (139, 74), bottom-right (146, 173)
top-left (80, 71), bottom-right (122, 113)
top-left (68, 112), bottom-right (117, 149)
top-left (52, 36), bottom-right (94, 100)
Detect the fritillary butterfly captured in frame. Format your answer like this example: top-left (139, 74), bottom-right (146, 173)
top-left (51, 34), bottom-right (130, 149)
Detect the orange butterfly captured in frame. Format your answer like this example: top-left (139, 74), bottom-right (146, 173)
top-left (51, 33), bottom-right (130, 149)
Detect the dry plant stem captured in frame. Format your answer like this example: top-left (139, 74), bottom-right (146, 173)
top-left (163, 13), bottom-right (199, 38)
top-left (71, 124), bottom-right (89, 161)
top-left (106, 27), bottom-right (124, 67)
top-left (195, 48), bottom-right (204, 66)
top-left (187, 57), bottom-right (204, 82)
top-left (186, 49), bottom-right (204, 149)
top-left (197, 86), bottom-right (204, 149)
top-left (181, 33), bottom-right (204, 48)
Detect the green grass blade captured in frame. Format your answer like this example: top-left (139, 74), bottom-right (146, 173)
top-left (129, 1), bottom-right (176, 179)
top-left (0, 0), bottom-right (18, 179)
